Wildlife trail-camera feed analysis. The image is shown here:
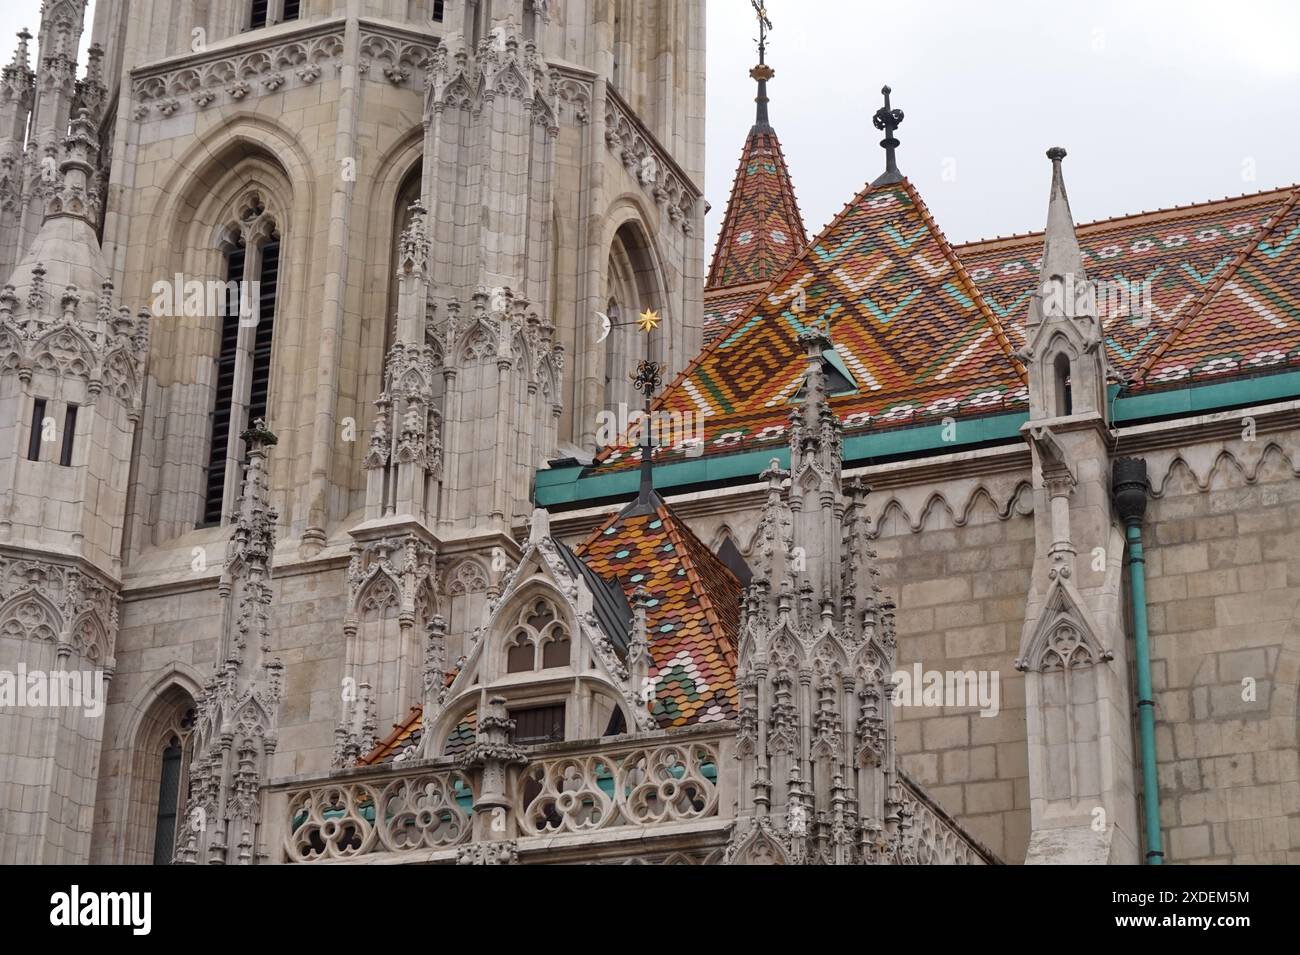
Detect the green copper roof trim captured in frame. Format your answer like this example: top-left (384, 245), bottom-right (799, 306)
top-left (535, 370), bottom-right (1300, 508)
top-left (1111, 369), bottom-right (1300, 422)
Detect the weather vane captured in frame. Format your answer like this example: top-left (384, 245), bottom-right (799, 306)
top-left (751, 0), bottom-right (772, 65)
top-left (630, 358), bottom-right (664, 404)
top-left (871, 85), bottom-right (905, 186)
top-left (594, 306), bottom-right (661, 343)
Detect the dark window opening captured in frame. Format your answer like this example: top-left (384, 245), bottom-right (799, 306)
top-left (153, 735), bottom-right (182, 865)
top-left (603, 707), bottom-right (626, 737)
top-left (1054, 352), bottom-right (1073, 417)
top-left (282, 0), bottom-right (301, 21)
top-left (247, 239), bottom-right (279, 429)
top-left (58, 405), bottom-right (77, 467)
top-left (27, 397), bottom-right (46, 461)
top-left (716, 537), bottom-right (753, 588)
top-left (249, 0), bottom-right (269, 30)
top-left (510, 703), bottom-right (565, 746)
top-left (202, 242), bottom-right (245, 526)
top-left (432, 0), bottom-right (445, 21)
top-left (541, 634), bottom-right (570, 669)
top-left (507, 641), bottom-right (533, 673)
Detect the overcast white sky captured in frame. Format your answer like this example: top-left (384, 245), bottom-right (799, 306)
top-left (705, 0), bottom-right (1300, 251)
top-left (2, 0), bottom-right (1296, 251)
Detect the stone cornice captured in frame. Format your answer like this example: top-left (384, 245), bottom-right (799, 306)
top-left (129, 19), bottom-right (440, 119)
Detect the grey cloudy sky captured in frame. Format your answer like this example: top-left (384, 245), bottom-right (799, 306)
top-left (704, 0), bottom-right (1300, 252)
top-left (3, 1), bottom-right (1294, 253)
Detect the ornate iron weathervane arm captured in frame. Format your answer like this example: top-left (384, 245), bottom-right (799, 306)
top-left (629, 358), bottom-right (665, 506)
top-left (871, 85), bottom-right (905, 186)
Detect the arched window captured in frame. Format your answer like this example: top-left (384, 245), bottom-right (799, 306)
top-left (153, 734), bottom-right (184, 865)
top-left (604, 221), bottom-right (663, 415)
top-left (501, 597), bottom-right (570, 673)
top-left (129, 689), bottom-right (195, 866)
top-left (202, 197), bottom-right (281, 526)
top-left (1053, 352), bottom-right (1072, 417)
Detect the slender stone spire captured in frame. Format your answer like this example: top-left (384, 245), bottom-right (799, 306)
top-left (871, 85), bottom-right (905, 186)
top-left (1038, 147), bottom-right (1086, 284)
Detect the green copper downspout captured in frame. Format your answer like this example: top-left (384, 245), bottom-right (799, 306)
top-left (1114, 458), bottom-right (1164, 865)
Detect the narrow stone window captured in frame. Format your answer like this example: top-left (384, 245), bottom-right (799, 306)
top-left (202, 242), bottom-right (246, 526)
top-left (432, 0), bottom-right (446, 22)
top-left (282, 0), bottom-right (301, 21)
top-left (152, 735), bottom-right (183, 865)
top-left (1053, 352), bottom-right (1073, 417)
top-left (27, 397), bottom-right (46, 461)
top-left (249, 0), bottom-right (269, 30)
top-left (58, 404), bottom-right (77, 466)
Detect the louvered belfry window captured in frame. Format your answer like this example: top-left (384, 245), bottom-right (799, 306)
top-left (202, 243), bottom-right (245, 526)
top-left (201, 216), bottom-right (280, 528)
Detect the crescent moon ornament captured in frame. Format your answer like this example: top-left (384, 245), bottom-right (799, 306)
top-left (595, 311), bottom-right (611, 343)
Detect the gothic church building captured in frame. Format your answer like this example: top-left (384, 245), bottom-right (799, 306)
top-left (0, 0), bottom-right (1297, 866)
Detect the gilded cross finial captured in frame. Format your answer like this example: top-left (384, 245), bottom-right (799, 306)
top-left (871, 85), bottom-right (905, 186)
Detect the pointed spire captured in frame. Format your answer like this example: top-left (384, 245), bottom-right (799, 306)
top-left (5, 28), bottom-right (32, 78)
top-left (871, 85), bottom-right (905, 186)
top-left (43, 107), bottom-right (98, 223)
top-left (1039, 147), bottom-right (1086, 283)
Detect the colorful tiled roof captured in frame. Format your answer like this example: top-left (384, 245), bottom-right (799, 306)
top-left (706, 124), bottom-right (807, 291)
top-left (704, 282), bottom-right (769, 345)
top-left (578, 494), bottom-right (741, 729)
top-left (598, 178), bottom-right (1300, 474)
top-left (1139, 189), bottom-right (1300, 386)
top-left (599, 176), bottom-right (1025, 471)
top-left (957, 185), bottom-right (1300, 386)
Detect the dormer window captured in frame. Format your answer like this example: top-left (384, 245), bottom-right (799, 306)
top-left (791, 345), bottom-right (858, 401)
top-left (504, 598), bottom-right (571, 672)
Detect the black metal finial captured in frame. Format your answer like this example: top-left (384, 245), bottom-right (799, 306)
top-left (749, 0), bottom-right (774, 129)
top-left (629, 359), bottom-right (666, 507)
top-left (871, 85), bottom-right (905, 186)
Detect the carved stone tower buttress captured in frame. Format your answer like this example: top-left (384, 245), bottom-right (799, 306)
top-left (0, 85), bottom-right (146, 859)
top-left (1016, 149), bottom-right (1138, 864)
top-left (727, 328), bottom-right (905, 865)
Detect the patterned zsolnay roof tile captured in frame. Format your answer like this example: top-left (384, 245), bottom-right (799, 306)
top-left (704, 282), bottom-right (769, 345)
top-left (577, 494), bottom-right (741, 729)
top-left (956, 185), bottom-right (1300, 385)
top-left (598, 176), bottom-right (1026, 471)
top-left (706, 125), bottom-right (808, 291)
top-left (702, 120), bottom-right (808, 346)
top-left (1139, 189), bottom-right (1300, 387)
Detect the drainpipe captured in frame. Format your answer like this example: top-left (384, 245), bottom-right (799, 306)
top-left (1113, 457), bottom-right (1164, 865)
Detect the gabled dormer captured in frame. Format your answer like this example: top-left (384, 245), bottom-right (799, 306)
top-left (421, 509), bottom-right (654, 759)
